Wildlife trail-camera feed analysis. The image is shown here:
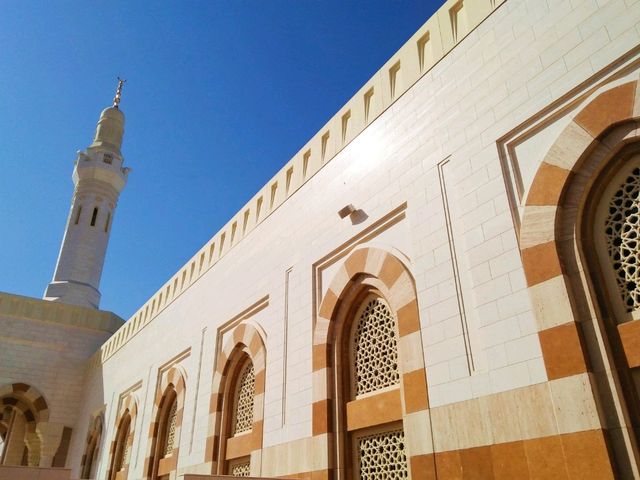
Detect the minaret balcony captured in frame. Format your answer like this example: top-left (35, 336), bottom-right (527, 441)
top-left (72, 151), bottom-right (129, 193)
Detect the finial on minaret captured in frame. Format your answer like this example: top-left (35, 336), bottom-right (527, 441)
top-left (112, 77), bottom-right (126, 108)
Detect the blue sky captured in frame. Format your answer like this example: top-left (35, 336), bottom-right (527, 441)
top-left (0, 1), bottom-right (440, 319)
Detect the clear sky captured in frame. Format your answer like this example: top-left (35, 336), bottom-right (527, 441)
top-left (1, 1), bottom-right (440, 319)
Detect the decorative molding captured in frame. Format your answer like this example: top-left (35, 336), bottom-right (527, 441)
top-left (282, 267), bottom-right (292, 427)
top-left (312, 202), bottom-right (408, 329)
top-left (497, 45), bottom-right (640, 237)
top-left (437, 156), bottom-right (474, 374)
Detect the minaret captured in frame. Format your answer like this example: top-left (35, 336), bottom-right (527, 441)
top-left (44, 79), bottom-right (131, 309)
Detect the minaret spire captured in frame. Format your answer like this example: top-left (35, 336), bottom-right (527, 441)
top-left (44, 86), bottom-right (131, 309)
top-left (112, 77), bottom-right (126, 109)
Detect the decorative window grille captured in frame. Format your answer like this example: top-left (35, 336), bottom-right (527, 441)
top-left (123, 435), bottom-right (131, 465)
top-left (117, 429), bottom-right (131, 471)
top-left (232, 362), bottom-right (255, 435)
top-left (604, 166), bottom-right (640, 313)
top-left (230, 460), bottom-right (251, 477)
top-left (352, 297), bottom-right (400, 396)
top-left (358, 429), bottom-right (408, 479)
top-left (163, 399), bottom-right (178, 457)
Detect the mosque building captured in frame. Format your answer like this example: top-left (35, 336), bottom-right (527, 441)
top-left (1, 0), bottom-right (640, 478)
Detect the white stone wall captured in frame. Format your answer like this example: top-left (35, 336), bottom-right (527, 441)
top-left (58, 0), bottom-right (640, 477)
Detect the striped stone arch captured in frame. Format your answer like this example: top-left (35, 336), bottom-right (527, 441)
top-left (520, 79), bottom-right (640, 381)
top-left (79, 413), bottom-right (103, 479)
top-left (106, 393), bottom-right (138, 480)
top-left (312, 246), bottom-right (433, 479)
top-left (143, 366), bottom-right (187, 479)
top-left (0, 397), bottom-right (39, 433)
top-left (0, 383), bottom-right (49, 424)
top-left (205, 323), bottom-right (266, 475)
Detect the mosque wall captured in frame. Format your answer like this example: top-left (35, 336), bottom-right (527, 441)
top-left (68, 0), bottom-right (640, 476)
top-left (2, 0), bottom-right (640, 478)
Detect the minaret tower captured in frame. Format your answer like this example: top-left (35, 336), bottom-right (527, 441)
top-left (44, 79), bottom-right (131, 309)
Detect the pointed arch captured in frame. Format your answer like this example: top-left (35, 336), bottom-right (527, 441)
top-left (312, 246), bottom-right (432, 479)
top-left (205, 323), bottom-right (266, 476)
top-left (80, 413), bottom-right (104, 479)
top-left (519, 79), bottom-right (640, 476)
top-left (106, 394), bottom-right (138, 480)
top-left (143, 366), bottom-right (187, 479)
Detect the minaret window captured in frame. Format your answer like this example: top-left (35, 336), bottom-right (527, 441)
top-left (103, 153), bottom-right (113, 164)
top-left (90, 208), bottom-right (98, 227)
top-left (74, 206), bottom-right (83, 225)
top-left (105, 212), bottom-right (111, 233)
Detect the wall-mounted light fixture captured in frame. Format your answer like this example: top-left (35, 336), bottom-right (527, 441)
top-left (338, 204), bottom-right (356, 219)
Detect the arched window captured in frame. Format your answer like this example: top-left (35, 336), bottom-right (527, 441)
top-left (232, 361), bottom-right (255, 436)
top-left (90, 207), bottom-right (99, 227)
top-left (163, 398), bottom-right (177, 457)
top-left (110, 412), bottom-right (132, 480)
top-left (148, 385), bottom-right (179, 479)
top-left (590, 158), bottom-right (640, 444)
top-left (210, 325), bottom-right (267, 478)
top-left (342, 294), bottom-right (408, 480)
top-left (223, 357), bottom-right (255, 476)
top-left (74, 205), bottom-right (83, 225)
top-left (80, 416), bottom-right (102, 479)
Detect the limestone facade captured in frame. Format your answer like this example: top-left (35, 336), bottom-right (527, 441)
top-left (1, 0), bottom-right (640, 478)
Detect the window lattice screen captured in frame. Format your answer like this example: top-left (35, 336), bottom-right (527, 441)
top-left (358, 429), bottom-right (408, 479)
top-left (117, 429), bottom-right (131, 471)
top-left (232, 362), bottom-right (255, 435)
top-left (163, 399), bottom-right (178, 457)
top-left (353, 298), bottom-right (400, 396)
top-left (604, 166), bottom-right (640, 312)
top-left (231, 460), bottom-right (251, 477)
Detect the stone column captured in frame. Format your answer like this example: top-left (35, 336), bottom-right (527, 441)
top-left (23, 431), bottom-right (41, 466)
top-left (36, 422), bottom-right (64, 467)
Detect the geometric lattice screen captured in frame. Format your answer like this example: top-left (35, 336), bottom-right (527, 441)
top-left (163, 399), bottom-right (178, 457)
top-left (230, 460), bottom-right (251, 477)
top-left (605, 166), bottom-right (640, 313)
top-left (232, 361), bottom-right (255, 435)
top-left (119, 429), bottom-right (131, 471)
top-left (353, 297), bottom-right (400, 396)
top-left (358, 429), bottom-right (408, 479)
